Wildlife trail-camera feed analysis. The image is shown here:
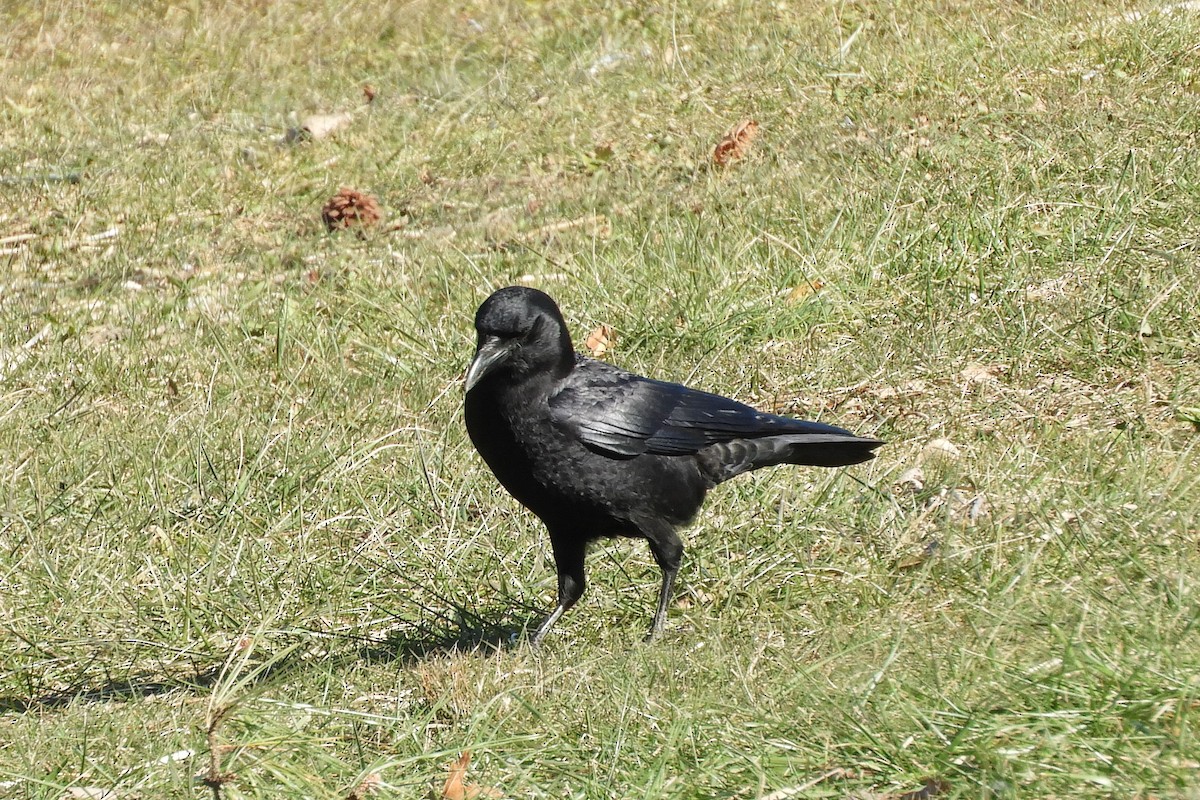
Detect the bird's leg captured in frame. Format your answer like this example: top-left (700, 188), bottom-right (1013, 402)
top-left (530, 535), bottom-right (586, 645)
top-left (645, 531), bottom-right (684, 641)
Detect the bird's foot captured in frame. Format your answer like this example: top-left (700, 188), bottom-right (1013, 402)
top-left (642, 624), bottom-right (665, 644)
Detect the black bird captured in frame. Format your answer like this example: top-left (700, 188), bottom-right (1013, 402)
top-left (463, 286), bottom-right (883, 643)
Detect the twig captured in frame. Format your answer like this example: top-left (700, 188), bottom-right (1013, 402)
top-left (55, 227), bottom-right (121, 252)
top-left (0, 233), bottom-right (36, 246)
top-left (1, 323), bottom-right (52, 379)
top-left (761, 769), bottom-right (849, 799)
top-left (203, 705), bottom-right (235, 800)
top-left (80, 227), bottom-right (120, 245)
top-left (527, 213), bottom-right (610, 240)
top-left (2, 227), bottom-right (121, 256)
top-left (0, 171), bottom-right (81, 185)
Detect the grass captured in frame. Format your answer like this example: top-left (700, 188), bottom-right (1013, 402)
top-left (1, 0), bottom-right (1198, 797)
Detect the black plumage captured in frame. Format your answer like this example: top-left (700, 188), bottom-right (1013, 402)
top-left (463, 286), bottom-right (883, 642)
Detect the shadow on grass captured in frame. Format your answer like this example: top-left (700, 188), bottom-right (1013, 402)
top-left (0, 603), bottom-right (544, 714)
top-left (356, 614), bottom-right (537, 665)
top-left (0, 664), bottom-right (224, 713)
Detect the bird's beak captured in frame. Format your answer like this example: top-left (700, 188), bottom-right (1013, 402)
top-left (464, 337), bottom-right (512, 393)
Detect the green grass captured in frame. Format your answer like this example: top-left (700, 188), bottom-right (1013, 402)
top-left (2, 0), bottom-right (1198, 797)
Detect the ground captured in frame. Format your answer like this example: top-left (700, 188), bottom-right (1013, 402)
top-left (1, 1), bottom-right (1198, 798)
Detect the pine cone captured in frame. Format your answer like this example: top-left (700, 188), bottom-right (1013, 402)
top-left (712, 119), bottom-right (759, 166)
top-left (321, 188), bottom-right (382, 233)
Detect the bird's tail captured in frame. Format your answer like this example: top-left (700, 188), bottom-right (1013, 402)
top-left (698, 434), bottom-right (883, 485)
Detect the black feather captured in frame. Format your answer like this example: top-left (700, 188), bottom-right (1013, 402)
top-left (463, 286), bottom-right (884, 643)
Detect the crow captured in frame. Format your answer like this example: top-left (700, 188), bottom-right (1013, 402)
top-left (463, 286), bottom-right (883, 643)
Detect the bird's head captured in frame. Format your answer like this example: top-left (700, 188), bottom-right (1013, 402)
top-left (465, 286), bottom-right (576, 392)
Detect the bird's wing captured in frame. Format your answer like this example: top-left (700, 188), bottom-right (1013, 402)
top-left (549, 357), bottom-right (858, 458)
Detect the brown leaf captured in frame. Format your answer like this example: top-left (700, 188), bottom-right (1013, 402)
top-left (346, 772), bottom-right (382, 800)
top-left (786, 280), bottom-right (825, 303)
top-left (440, 752), bottom-right (502, 800)
top-left (363, 84), bottom-right (377, 104)
top-left (584, 324), bottom-right (616, 358)
top-left (713, 119), bottom-right (759, 166)
top-left (442, 751), bottom-right (471, 800)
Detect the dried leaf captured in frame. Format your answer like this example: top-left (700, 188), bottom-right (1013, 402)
top-left (895, 467), bottom-right (924, 493)
top-left (960, 362), bottom-right (1006, 385)
top-left (919, 438), bottom-right (960, 463)
top-left (585, 324), bottom-right (616, 358)
top-left (440, 752), bottom-right (501, 800)
top-left (713, 119), bottom-right (759, 166)
top-left (347, 772), bottom-right (383, 799)
top-left (871, 379), bottom-right (929, 400)
top-left (786, 280), bottom-right (825, 303)
top-left (442, 751), bottom-right (472, 800)
top-left (363, 84), bottom-right (377, 104)
top-left (300, 111), bottom-right (355, 140)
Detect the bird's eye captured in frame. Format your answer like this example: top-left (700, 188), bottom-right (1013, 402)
top-left (522, 316), bottom-right (545, 342)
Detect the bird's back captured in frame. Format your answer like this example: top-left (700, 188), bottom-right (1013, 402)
top-left (552, 356), bottom-right (882, 484)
